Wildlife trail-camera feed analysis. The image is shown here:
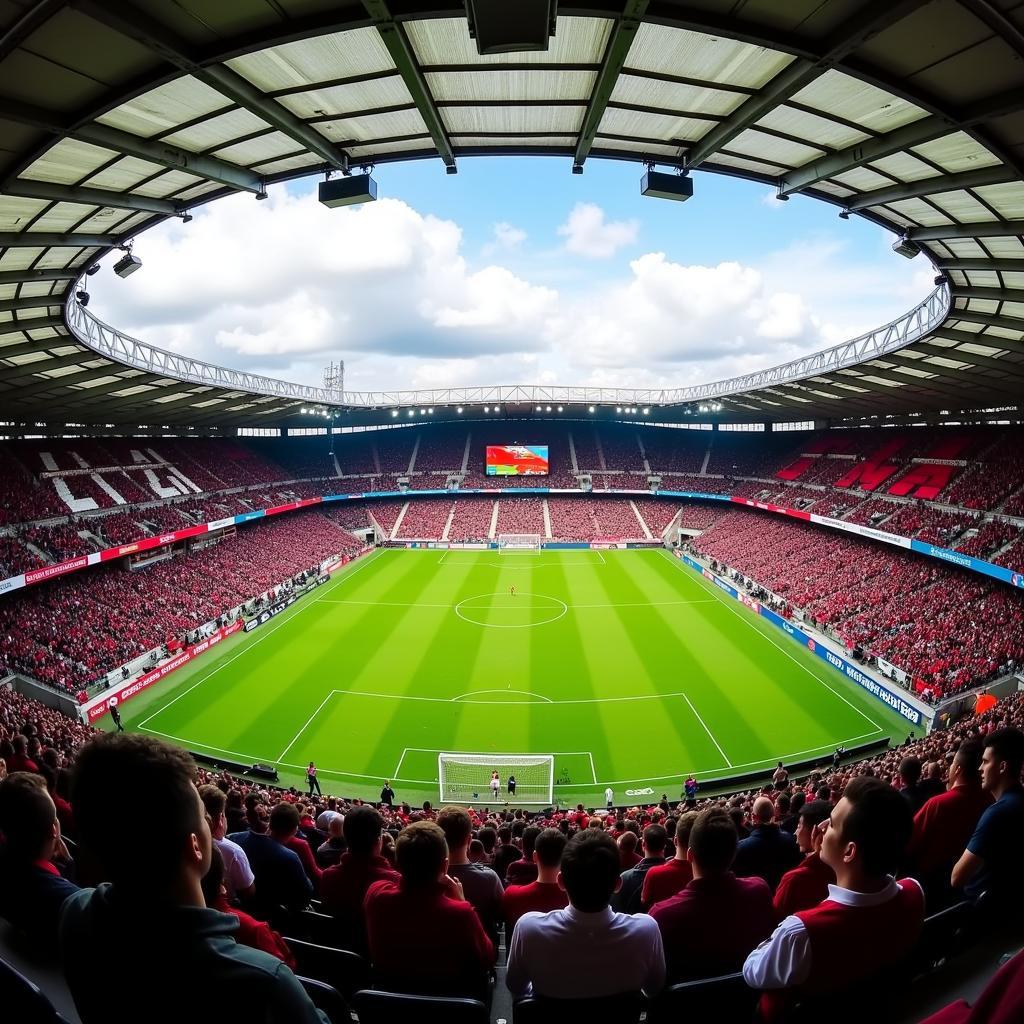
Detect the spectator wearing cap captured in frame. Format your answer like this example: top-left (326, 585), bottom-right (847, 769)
top-left (650, 808), bottom-right (775, 982)
top-left (952, 727), bottom-right (1024, 910)
top-left (364, 820), bottom-right (494, 1000)
top-left (503, 828), bottom-right (569, 932)
top-left (613, 823), bottom-right (666, 914)
top-left (0, 772), bottom-right (78, 949)
top-left (229, 802), bottom-right (312, 914)
top-left (734, 796), bottom-right (801, 892)
top-left (506, 829), bottom-right (665, 1000)
top-left (436, 805), bottom-right (504, 954)
top-left (773, 800), bottom-right (835, 918)
top-left (320, 805), bottom-right (399, 952)
top-left (743, 778), bottom-right (924, 1021)
top-left (59, 734), bottom-right (328, 1024)
top-left (641, 811), bottom-right (699, 909)
top-left (908, 740), bottom-right (991, 904)
top-left (199, 785), bottom-right (255, 903)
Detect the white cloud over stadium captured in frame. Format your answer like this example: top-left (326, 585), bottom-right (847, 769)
top-left (93, 186), bottom-right (931, 394)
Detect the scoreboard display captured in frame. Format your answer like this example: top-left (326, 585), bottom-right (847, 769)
top-left (485, 445), bottom-right (549, 476)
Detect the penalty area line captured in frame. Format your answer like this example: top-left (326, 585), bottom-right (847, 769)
top-left (682, 694), bottom-right (733, 768)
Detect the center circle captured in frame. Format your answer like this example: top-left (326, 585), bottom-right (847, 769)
top-left (454, 592), bottom-right (568, 628)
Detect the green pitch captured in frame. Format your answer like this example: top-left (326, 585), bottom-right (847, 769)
top-left (119, 548), bottom-right (907, 806)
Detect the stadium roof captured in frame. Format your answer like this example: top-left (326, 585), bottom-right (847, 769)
top-left (1, 0), bottom-right (1024, 430)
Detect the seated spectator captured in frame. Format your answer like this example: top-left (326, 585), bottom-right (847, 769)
top-left (319, 805), bottom-right (399, 951)
top-left (506, 830), bottom-right (665, 1000)
top-left (228, 803), bottom-right (312, 914)
top-left (436, 805), bottom-right (503, 952)
top-left (774, 800), bottom-right (835, 918)
top-left (898, 756), bottom-right (928, 816)
top-left (0, 772), bottom-right (78, 949)
top-left (272, 802), bottom-right (322, 891)
top-left (503, 828), bottom-right (569, 932)
top-left (907, 740), bottom-right (990, 903)
top-left (650, 808), bottom-right (775, 982)
top-left (641, 811), bottom-right (699, 908)
top-left (743, 778), bottom-right (924, 1020)
top-left (920, 947), bottom-right (1024, 1024)
top-left (364, 821), bottom-right (493, 1000)
top-left (60, 734), bottom-right (327, 1024)
top-left (952, 727), bottom-right (1024, 910)
top-left (316, 815), bottom-right (346, 868)
top-left (734, 796), bottom-right (801, 891)
top-left (613, 823), bottom-right (667, 913)
top-left (492, 824), bottom-right (521, 880)
top-left (201, 845), bottom-right (295, 968)
top-left (199, 785), bottom-right (255, 903)
top-left (919, 760), bottom-right (947, 803)
top-left (617, 829), bottom-right (641, 869)
top-left (506, 825), bottom-right (541, 885)
top-left (8, 734), bottom-right (38, 773)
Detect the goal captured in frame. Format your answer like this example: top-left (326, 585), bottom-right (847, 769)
top-left (438, 753), bottom-right (554, 805)
top-left (497, 533), bottom-right (542, 550)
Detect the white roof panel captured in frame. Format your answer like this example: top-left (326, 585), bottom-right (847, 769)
top-left (277, 77), bottom-right (414, 118)
top-left (598, 107), bottom-right (715, 142)
top-left (22, 139), bottom-right (117, 185)
top-left (612, 75), bottom-right (745, 117)
top-left (791, 70), bottom-right (927, 132)
top-left (427, 69), bottom-right (594, 103)
top-left (96, 78), bottom-right (231, 138)
top-left (912, 132), bottom-right (1003, 173)
top-left (162, 109), bottom-right (273, 153)
top-left (973, 183), bottom-right (1024, 219)
top-left (757, 105), bottom-right (870, 150)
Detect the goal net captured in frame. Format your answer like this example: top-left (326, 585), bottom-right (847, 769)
top-left (438, 753), bottom-right (554, 805)
top-left (498, 533), bottom-right (542, 550)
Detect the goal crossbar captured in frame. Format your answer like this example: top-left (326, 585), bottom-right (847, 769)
top-left (438, 752), bottom-right (554, 805)
top-left (497, 533), bottom-right (542, 550)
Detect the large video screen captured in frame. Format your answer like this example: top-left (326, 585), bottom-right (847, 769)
top-left (485, 444), bottom-right (550, 476)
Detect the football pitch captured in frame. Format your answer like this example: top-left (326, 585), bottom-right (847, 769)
top-left (120, 548), bottom-right (907, 806)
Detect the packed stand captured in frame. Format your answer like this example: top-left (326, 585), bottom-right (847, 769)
top-left (496, 498), bottom-right (546, 536)
top-left (447, 498), bottom-right (495, 542)
top-left (396, 499), bottom-right (453, 539)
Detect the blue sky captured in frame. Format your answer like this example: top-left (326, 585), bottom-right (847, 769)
top-left (92, 156), bottom-right (934, 393)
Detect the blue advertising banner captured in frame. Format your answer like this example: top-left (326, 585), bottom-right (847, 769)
top-left (911, 539), bottom-right (1024, 590)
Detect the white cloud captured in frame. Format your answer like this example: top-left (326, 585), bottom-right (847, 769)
top-left (557, 202), bottom-right (639, 259)
top-left (761, 191), bottom-right (786, 209)
top-left (90, 184), bottom-right (931, 396)
top-left (491, 222), bottom-right (527, 248)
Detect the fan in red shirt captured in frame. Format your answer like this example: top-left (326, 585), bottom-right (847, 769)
top-left (270, 802), bottom-right (322, 893)
top-left (503, 828), bottom-right (569, 933)
top-left (364, 821), bottom-right (494, 1001)
top-left (774, 800), bottom-right (835, 918)
top-left (642, 811), bottom-right (699, 909)
top-left (617, 830), bottom-right (641, 870)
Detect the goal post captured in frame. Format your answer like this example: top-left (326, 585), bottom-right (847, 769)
top-left (497, 533), bottom-right (542, 550)
top-left (438, 752), bottom-right (554, 805)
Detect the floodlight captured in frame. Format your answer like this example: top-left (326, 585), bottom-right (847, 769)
top-left (457, 407), bottom-right (463, 413)
top-left (616, 406), bottom-right (622, 413)
top-left (428, 408), bottom-right (434, 414)
top-left (181, 213), bottom-right (193, 223)
top-left (557, 405), bottom-right (563, 412)
top-left (934, 274), bottom-right (948, 286)
top-left (113, 252), bottom-right (142, 278)
top-left (391, 410), bottom-right (398, 417)
top-left (536, 405), bottom-right (542, 411)
top-left (892, 236), bottom-right (920, 259)
top-left (75, 289), bottom-right (89, 306)
top-left (546, 405), bottom-right (552, 412)
top-left (86, 263), bottom-right (100, 276)
top-left (255, 188), bottom-right (268, 201)
top-left (641, 170), bottom-right (693, 203)
top-left (588, 406), bottom-right (595, 413)
top-left (408, 410), bottom-right (415, 417)
top-left (643, 408), bottom-right (649, 415)
top-left (838, 210), bottom-right (850, 220)
top-left (319, 174), bottom-right (377, 208)
top-left (572, 164), bottom-right (583, 175)
top-left (484, 406), bottom-right (490, 412)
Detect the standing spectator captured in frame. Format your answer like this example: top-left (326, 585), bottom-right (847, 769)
top-left (734, 796), bottom-right (801, 892)
top-left (436, 805), bottom-right (503, 953)
top-left (228, 804), bottom-right (312, 914)
top-left (684, 775), bottom-right (698, 805)
top-left (773, 800), bottom-right (835, 918)
top-left (506, 825), bottom-right (541, 886)
top-left (315, 798), bottom-right (343, 832)
top-left (320, 805), bottom-right (399, 950)
top-left (650, 808), bottom-right (775, 982)
top-left (919, 761), bottom-right (947, 803)
top-left (613, 823), bottom-right (667, 913)
top-left (773, 762), bottom-right (789, 789)
top-left (743, 778), bottom-right (924, 1020)
top-left (109, 703), bottom-right (123, 733)
top-left (506, 830), bottom-right (665, 999)
top-left (305, 762), bottom-right (321, 798)
top-left (380, 780), bottom-right (395, 809)
top-left (0, 772), bottom-right (78, 949)
top-left (364, 821), bottom-right (493, 1000)
top-left (907, 741), bottom-right (991, 903)
top-left (605, 785), bottom-right (614, 809)
top-left (898, 757), bottom-right (928, 816)
top-left (60, 734), bottom-right (328, 1024)
top-left (952, 727), bottom-right (1024, 909)
top-left (642, 811), bottom-right (699, 908)
top-left (503, 828), bottom-right (569, 932)
top-left (199, 785), bottom-right (255, 903)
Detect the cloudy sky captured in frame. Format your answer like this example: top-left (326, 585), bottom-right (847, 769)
top-left (89, 157), bottom-right (936, 395)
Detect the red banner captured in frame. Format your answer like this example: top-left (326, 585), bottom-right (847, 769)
top-left (25, 555), bottom-right (92, 586)
top-left (730, 496), bottom-right (811, 521)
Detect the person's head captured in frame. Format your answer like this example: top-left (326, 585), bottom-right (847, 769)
top-left (641, 823), bottom-right (667, 858)
top-left (558, 830), bottom-right (620, 912)
top-left (468, 838), bottom-right (484, 862)
top-left (521, 824), bottom-right (541, 861)
top-left (673, 811), bottom-right (700, 858)
top-left (328, 815), bottom-right (345, 841)
top-left (795, 799), bottom-right (831, 855)
top-left (899, 756), bottom-right (922, 787)
top-left (776, 793), bottom-right (791, 816)
top-left (687, 808), bottom-right (738, 877)
top-left (0, 772), bottom-right (58, 861)
top-left (343, 805), bottom-right (384, 857)
top-left (533, 827), bottom-right (567, 878)
top-left (980, 728), bottom-right (1024, 796)
top-left (436, 805), bottom-right (473, 857)
top-left (198, 784), bottom-right (227, 839)
top-left (478, 825), bottom-right (496, 853)
top-left (72, 734), bottom-right (210, 896)
top-left (618, 830), bottom-right (637, 855)
top-left (395, 820), bottom-right (448, 887)
top-left (751, 796), bottom-right (775, 825)
top-left (821, 777), bottom-right (912, 885)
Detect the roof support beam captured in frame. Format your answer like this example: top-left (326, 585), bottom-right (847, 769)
top-left (906, 220), bottom-right (1024, 241)
top-left (685, 0), bottom-right (926, 172)
top-left (934, 258), bottom-right (1024, 272)
top-left (1, 179), bottom-right (188, 217)
top-left (0, 295), bottom-right (63, 313)
top-left (361, 0), bottom-right (455, 171)
top-left (947, 309), bottom-right (1024, 331)
top-left (930, 327), bottom-right (1024, 354)
top-left (0, 231), bottom-right (117, 248)
top-left (3, 352), bottom-right (100, 378)
top-left (0, 99), bottom-right (263, 193)
top-left (844, 166), bottom-right (1019, 211)
top-left (5, 367), bottom-right (122, 401)
top-left (573, 0), bottom-right (649, 170)
top-left (0, 315), bottom-right (65, 334)
top-left (778, 87), bottom-right (1024, 196)
top-left (0, 338), bottom-right (77, 361)
top-left (912, 340), bottom-right (1024, 374)
top-left (950, 286), bottom-right (1024, 302)
top-left (873, 356), bottom-right (1020, 396)
top-left (75, 0), bottom-right (349, 173)
top-left (0, 269), bottom-right (76, 285)
top-left (68, 380), bottom-right (205, 410)
top-left (0, 0), bottom-right (65, 62)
